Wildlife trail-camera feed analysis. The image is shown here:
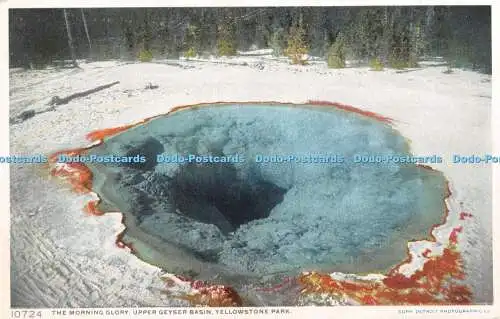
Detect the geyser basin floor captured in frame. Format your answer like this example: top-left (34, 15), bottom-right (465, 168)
top-left (10, 60), bottom-right (491, 307)
top-left (78, 103), bottom-right (447, 281)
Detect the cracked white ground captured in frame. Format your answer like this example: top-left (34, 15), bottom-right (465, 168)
top-left (9, 54), bottom-right (492, 307)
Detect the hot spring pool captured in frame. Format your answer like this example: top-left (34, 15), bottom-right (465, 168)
top-left (78, 103), bottom-right (447, 283)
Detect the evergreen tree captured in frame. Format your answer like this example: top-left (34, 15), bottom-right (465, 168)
top-left (213, 8), bottom-right (236, 56)
top-left (284, 13), bottom-right (308, 65)
top-left (326, 32), bottom-right (346, 68)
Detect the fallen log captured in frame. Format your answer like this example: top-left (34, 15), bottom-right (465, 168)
top-left (48, 81), bottom-right (120, 106)
top-left (10, 81), bottom-right (120, 125)
top-left (9, 106), bottom-right (56, 125)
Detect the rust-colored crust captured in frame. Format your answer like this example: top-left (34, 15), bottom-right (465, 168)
top-left (47, 101), bottom-right (470, 306)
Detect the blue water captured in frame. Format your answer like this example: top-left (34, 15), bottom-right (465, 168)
top-left (84, 103), bottom-right (446, 276)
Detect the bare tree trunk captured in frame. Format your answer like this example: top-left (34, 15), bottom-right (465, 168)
top-left (63, 9), bottom-right (78, 67)
top-left (81, 9), bottom-right (92, 50)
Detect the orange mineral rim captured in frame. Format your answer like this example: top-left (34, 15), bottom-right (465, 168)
top-left (47, 101), bottom-right (473, 306)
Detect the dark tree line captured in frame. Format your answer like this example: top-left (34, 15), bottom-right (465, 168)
top-left (9, 6), bottom-right (491, 73)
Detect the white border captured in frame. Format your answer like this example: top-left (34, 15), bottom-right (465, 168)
top-left (1, 2), bottom-right (11, 319)
top-left (4, 0), bottom-right (497, 8)
top-left (1, 1), bottom-right (498, 318)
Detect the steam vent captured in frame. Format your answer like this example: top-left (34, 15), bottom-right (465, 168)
top-left (50, 102), bottom-right (468, 306)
